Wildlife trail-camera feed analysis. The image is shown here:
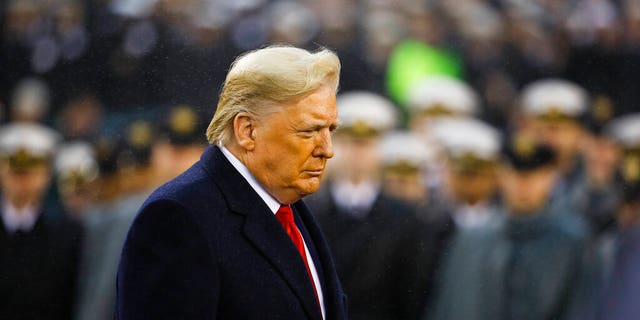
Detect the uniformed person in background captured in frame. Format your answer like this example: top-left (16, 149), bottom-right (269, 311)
top-left (306, 91), bottom-right (426, 320)
top-left (598, 113), bottom-right (640, 319)
top-left (404, 76), bottom-right (480, 192)
top-left (115, 120), bottom-right (156, 201)
top-left (596, 114), bottom-right (640, 320)
top-left (378, 129), bottom-right (457, 318)
top-left (569, 95), bottom-right (621, 234)
top-left (88, 137), bottom-right (123, 213)
top-left (0, 123), bottom-right (84, 319)
top-left (379, 130), bottom-right (434, 208)
top-left (55, 141), bottom-right (99, 219)
top-left (417, 118), bottom-right (504, 316)
top-left (427, 134), bottom-right (589, 320)
top-left (518, 78), bottom-right (590, 212)
top-left (406, 76), bottom-right (479, 133)
top-left (569, 113), bottom-right (640, 320)
top-left (428, 117), bottom-right (502, 230)
top-left (73, 135), bottom-right (122, 320)
top-left (75, 120), bottom-right (156, 320)
top-left (150, 104), bottom-right (208, 187)
top-left (599, 164), bottom-right (640, 320)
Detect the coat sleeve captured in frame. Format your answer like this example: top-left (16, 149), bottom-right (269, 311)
top-left (115, 199), bottom-right (219, 319)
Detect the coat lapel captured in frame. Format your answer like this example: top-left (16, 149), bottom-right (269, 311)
top-left (294, 201), bottom-right (346, 320)
top-left (200, 146), bottom-right (322, 320)
top-left (242, 210), bottom-right (322, 320)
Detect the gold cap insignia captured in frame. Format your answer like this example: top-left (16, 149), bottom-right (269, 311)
top-left (452, 152), bottom-right (495, 172)
top-left (384, 160), bottom-right (420, 175)
top-left (422, 103), bottom-right (455, 117)
top-left (621, 149), bottom-right (640, 182)
top-left (8, 148), bottom-right (47, 168)
top-left (623, 153), bottom-right (640, 183)
top-left (592, 95), bottom-right (613, 123)
top-left (170, 106), bottom-right (197, 135)
top-left (128, 121), bottom-right (153, 147)
top-left (343, 120), bottom-right (378, 137)
top-left (513, 133), bottom-right (536, 159)
top-left (538, 106), bottom-right (572, 122)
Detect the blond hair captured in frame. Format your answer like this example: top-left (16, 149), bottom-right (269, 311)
top-left (206, 45), bottom-right (341, 145)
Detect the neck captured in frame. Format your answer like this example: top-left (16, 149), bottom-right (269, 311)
top-left (121, 167), bottom-right (154, 194)
top-left (506, 203), bottom-right (545, 218)
top-left (224, 142), bottom-right (250, 167)
top-left (557, 153), bottom-right (577, 175)
top-left (95, 176), bottom-right (121, 202)
top-left (5, 198), bottom-right (39, 212)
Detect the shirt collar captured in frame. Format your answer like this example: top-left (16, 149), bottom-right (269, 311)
top-left (219, 145), bottom-right (281, 214)
top-left (330, 179), bottom-right (380, 216)
top-left (2, 199), bottom-right (39, 233)
top-left (452, 203), bottom-right (493, 229)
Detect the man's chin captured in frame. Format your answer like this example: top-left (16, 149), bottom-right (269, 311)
top-left (296, 179), bottom-right (322, 196)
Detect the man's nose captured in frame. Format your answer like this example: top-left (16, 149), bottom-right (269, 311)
top-left (314, 130), bottom-right (334, 158)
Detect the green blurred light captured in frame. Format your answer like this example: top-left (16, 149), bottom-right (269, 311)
top-left (386, 39), bottom-right (463, 107)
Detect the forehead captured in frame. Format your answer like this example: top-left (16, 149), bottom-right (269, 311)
top-left (286, 85), bottom-right (338, 122)
top-left (532, 117), bottom-right (580, 128)
top-left (3, 163), bottom-right (50, 174)
top-left (503, 166), bottom-right (553, 178)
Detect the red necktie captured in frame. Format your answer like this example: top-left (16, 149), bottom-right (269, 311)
top-left (275, 205), bottom-right (320, 309)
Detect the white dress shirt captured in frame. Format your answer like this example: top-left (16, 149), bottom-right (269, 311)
top-left (220, 146), bottom-right (326, 319)
top-left (331, 179), bottom-right (380, 218)
top-left (2, 200), bottom-right (39, 234)
top-left (452, 203), bottom-right (494, 229)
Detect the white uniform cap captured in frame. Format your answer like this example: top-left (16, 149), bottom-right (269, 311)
top-left (520, 78), bottom-right (588, 117)
top-left (0, 123), bottom-right (61, 159)
top-left (337, 91), bottom-right (399, 135)
top-left (55, 141), bottom-right (99, 181)
top-left (379, 130), bottom-right (434, 168)
top-left (406, 76), bottom-right (479, 116)
top-left (431, 117), bottom-right (501, 160)
top-left (608, 113), bottom-right (640, 147)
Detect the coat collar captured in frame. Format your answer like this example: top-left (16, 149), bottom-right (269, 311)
top-left (199, 145), bottom-right (323, 320)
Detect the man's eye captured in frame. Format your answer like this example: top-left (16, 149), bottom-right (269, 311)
top-left (298, 130), bottom-right (315, 137)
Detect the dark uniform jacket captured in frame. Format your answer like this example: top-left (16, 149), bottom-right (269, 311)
top-left (428, 206), bottom-right (588, 320)
top-left (0, 208), bottom-right (83, 320)
top-left (307, 185), bottom-right (444, 320)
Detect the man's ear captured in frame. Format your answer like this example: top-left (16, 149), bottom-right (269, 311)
top-left (233, 112), bottom-right (256, 151)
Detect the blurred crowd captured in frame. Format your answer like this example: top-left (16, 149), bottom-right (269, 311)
top-left (2, 0), bottom-right (640, 122)
top-left (1, 0), bottom-right (640, 319)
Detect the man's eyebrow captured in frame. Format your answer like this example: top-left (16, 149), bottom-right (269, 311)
top-left (303, 119), bottom-right (341, 131)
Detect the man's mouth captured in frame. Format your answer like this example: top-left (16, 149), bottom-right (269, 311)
top-left (305, 169), bottom-right (324, 176)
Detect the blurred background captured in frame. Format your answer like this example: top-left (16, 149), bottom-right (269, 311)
top-left (2, 0), bottom-right (640, 126)
top-left (1, 0), bottom-right (640, 319)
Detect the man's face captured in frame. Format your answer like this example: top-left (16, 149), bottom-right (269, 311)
top-left (247, 85), bottom-right (338, 204)
top-left (0, 163), bottom-right (51, 208)
top-left (333, 135), bottom-right (380, 183)
top-left (531, 118), bottom-right (583, 163)
top-left (446, 165), bottom-right (497, 205)
top-left (583, 134), bottom-right (621, 186)
top-left (499, 166), bottom-right (557, 215)
top-left (382, 170), bottom-right (428, 204)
